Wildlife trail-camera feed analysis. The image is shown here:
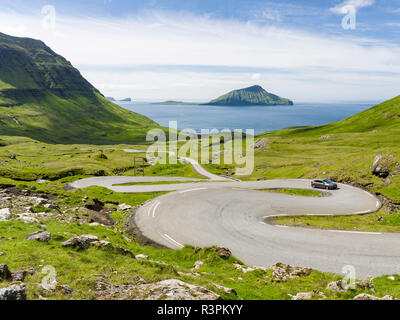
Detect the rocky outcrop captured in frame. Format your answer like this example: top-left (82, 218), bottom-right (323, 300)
top-left (25, 231), bottom-right (51, 242)
top-left (96, 279), bottom-right (222, 300)
top-left (137, 279), bottom-right (222, 300)
top-left (271, 262), bottom-right (312, 282)
top-left (0, 284), bottom-right (26, 300)
top-left (84, 199), bottom-right (115, 226)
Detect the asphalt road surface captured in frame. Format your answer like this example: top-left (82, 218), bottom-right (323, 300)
top-left (69, 155), bottom-right (400, 278)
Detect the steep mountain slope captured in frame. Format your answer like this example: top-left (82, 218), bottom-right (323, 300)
top-left (0, 32), bottom-right (158, 144)
top-left (204, 85), bottom-right (293, 106)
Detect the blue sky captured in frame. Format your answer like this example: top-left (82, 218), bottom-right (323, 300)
top-left (0, 0), bottom-right (400, 101)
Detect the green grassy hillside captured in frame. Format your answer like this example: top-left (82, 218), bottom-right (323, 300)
top-left (279, 95), bottom-right (400, 137)
top-left (0, 32), bottom-right (159, 144)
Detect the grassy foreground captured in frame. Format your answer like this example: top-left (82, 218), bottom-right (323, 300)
top-left (1, 176), bottom-right (400, 300)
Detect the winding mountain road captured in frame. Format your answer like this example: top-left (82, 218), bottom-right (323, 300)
top-left (69, 153), bottom-right (400, 278)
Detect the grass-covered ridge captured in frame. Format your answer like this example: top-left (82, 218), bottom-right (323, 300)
top-left (0, 32), bottom-right (159, 144)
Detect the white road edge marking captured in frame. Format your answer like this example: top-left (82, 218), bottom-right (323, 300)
top-left (328, 230), bottom-right (382, 235)
top-left (354, 210), bottom-right (371, 214)
top-left (152, 202), bottom-right (160, 218)
top-left (161, 233), bottom-right (184, 248)
top-left (179, 188), bottom-right (207, 194)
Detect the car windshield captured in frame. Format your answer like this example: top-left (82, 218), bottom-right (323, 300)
top-left (322, 179), bottom-right (333, 183)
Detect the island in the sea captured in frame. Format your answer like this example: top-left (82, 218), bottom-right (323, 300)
top-left (153, 85), bottom-right (293, 106)
top-left (107, 97), bottom-right (132, 102)
top-left (153, 100), bottom-right (200, 105)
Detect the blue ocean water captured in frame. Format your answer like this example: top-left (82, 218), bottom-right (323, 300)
top-left (118, 101), bottom-right (376, 134)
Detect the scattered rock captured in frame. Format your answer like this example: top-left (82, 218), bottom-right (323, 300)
top-left (91, 240), bottom-right (112, 248)
top-left (211, 247), bottom-right (232, 259)
top-left (0, 208), bottom-right (11, 221)
top-left (0, 252), bottom-right (5, 256)
top-left (99, 153), bottom-right (108, 160)
top-left (25, 231), bottom-right (51, 242)
top-left (271, 262), bottom-right (312, 282)
top-left (136, 254), bottom-right (149, 260)
top-left (251, 138), bottom-right (271, 150)
top-left (118, 203), bottom-right (132, 211)
top-left (116, 246), bottom-right (135, 258)
top-left (233, 263), bottom-right (255, 274)
top-left (0, 264), bottom-right (12, 280)
top-left (43, 203), bottom-right (61, 212)
top-left (0, 284), bottom-right (26, 300)
top-left (354, 281), bottom-right (375, 292)
top-left (384, 177), bottom-right (392, 186)
top-left (327, 280), bottom-right (348, 292)
top-left (372, 154), bottom-right (392, 178)
top-left (319, 135), bottom-right (338, 140)
top-left (213, 283), bottom-right (237, 296)
top-left (85, 199), bottom-right (105, 212)
top-left (193, 261), bottom-right (204, 271)
top-left (61, 234), bottom-right (99, 250)
top-left (18, 216), bottom-right (41, 224)
top-left (290, 289), bottom-right (326, 300)
top-left (193, 247), bottom-right (201, 254)
top-left (56, 284), bottom-right (74, 295)
top-left (12, 270), bottom-right (28, 282)
top-left (36, 179), bottom-right (49, 184)
top-left (327, 279), bottom-right (375, 293)
top-left (353, 294), bottom-right (397, 300)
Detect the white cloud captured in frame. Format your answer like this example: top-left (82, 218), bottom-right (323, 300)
top-left (386, 22), bottom-right (400, 27)
top-left (0, 9), bottom-right (398, 102)
top-left (259, 9), bottom-right (282, 22)
top-left (331, 0), bottom-right (375, 14)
